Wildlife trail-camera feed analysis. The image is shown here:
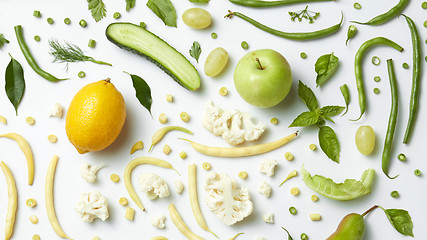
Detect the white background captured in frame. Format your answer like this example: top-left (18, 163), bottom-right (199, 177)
top-left (0, 0), bottom-right (426, 239)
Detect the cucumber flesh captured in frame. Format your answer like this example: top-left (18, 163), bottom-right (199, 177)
top-left (106, 22), bottom-right (200, 91)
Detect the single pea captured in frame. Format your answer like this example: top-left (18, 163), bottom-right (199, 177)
top-left (290, 187), bottom-right (300, 196)
top-left (140, 22), bottom-right (146, 28)
top-left (372, 56), bottom-right (380, 65)
top-left (285, 152), bottom-right (294, 161)
top-left (422, 2), bottom-right (427, 9)
top-left (179, 151), bottom-right (187, 159)
top-left (414, 169), bottom-right (422, 176)
top-left (88, 39), bottom-right (96, 48)
top-left (398, 153), bottom-right (406, 161)
top-left (29, 215), bottom-right (39, 224)
top-left (180, 112), bottom-right (190, 122)
top-left (311, 195), bottom-right (319, 202)
top-left (289, 206), bottom-right (297, 215)
top-left (33, 10), bottom-right (41, 18)
top-left (373, 88), bottom-right (380, 94)
top-left (78, 71), bottom-right (86, 78)
top-left (159, 113), bottom-right (168, 124)
top-left (47, 18), bottom-right (54, 24)
top-left (219, 87), bottom-right (228, 96)
top-left (119, 197), bottom-right (128, 206)
top-left (353, 2), bottom-right (361, 9)
top-left (110, 173), bottom-right (120, 183)
top-left (34, 35), bottom-right (41, 42)
top-left (390, 190), bottom-right (399, 198)
top-left (402, 62), bottom-right (409, 69)
top-left (26, 117), bottom-right (35, 125)
top-left (202, 162), bottom-right (212, 171)
top-left (300, 52), bottom-right (307, 59)
top-left (301, 233), bottom-right (309, 240)
top-left (33, 234), bottom-right (41, 240)
top-left (425, 56), bottom-right (427, 63)
top-left (26, 198), bottom-right (37, 208)
top-left (79, 19), bottom-right (87, 28)
top-left (270, 117), bottom-right (279, 125)
top-left (211, 32), bottom-right (217, 39)
top-left (113, 12), bottom-right (121, 19)
top-left (48, 135), bottom-right (58, 143)
top-left (309, 144), bottom-right (317, 151)
top-left (425, 39), bottom-right (427, 44)
top-left (238, 171), bottom-right (248, 179)
top-left (241, 41), bottom-right (249, 50)
top-left (374, 76), bottom-right (381, 82)
top-left (64, 18), bottom-right (71, 25)
top-left (166, 94), bottom-right (173, 102)
top-left (424, 21), bottom-right (427, 28)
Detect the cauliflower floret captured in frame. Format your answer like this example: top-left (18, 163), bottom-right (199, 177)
top-left (241, 112), bottom-right (266, 142)
top-left (205, 172), bottom-right (253, 225)
top-left (174, 180), bottom-right (184, 194)
top-left (80, 163), bottom-right (103, 183)
top-left (151, 215), bottom-right (166, 229)
top-left (222, 112), bottom-right (246, 145)
top-left (139, 173), bottom-right (169, 200)
top-left (258, 181), bottom-right (272, 198)
top-left (202, 101), bottom-right (224, 134)
top-left (259, 159), bottom-right (278, 177)
top-left (48, 103), bottom-right (64, 118)
top-left (75, 191), bottom-right (109, 222)
top-left (263, 213), bottom-right (274, 224)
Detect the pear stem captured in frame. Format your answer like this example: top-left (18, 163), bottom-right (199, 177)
top-left (255, 58), bottom-right (264, 70)
top-left (361, 205), bottom-right (379, 217)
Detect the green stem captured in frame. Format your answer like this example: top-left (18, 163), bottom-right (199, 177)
top-left (255, 58), bottom-right (264, 70)
top-left (89, 58), bottom-right (112, 66)
top-left (362, 205), bottom-right (379, 217)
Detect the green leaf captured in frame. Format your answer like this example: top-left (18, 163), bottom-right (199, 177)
top-left (5, 55), bottom-right (25, 115)
top-left (318, 126), bottom-right (340, 163)
top-left (320, 106), bottom-right (345, 117)
top-left (289, 111), bottom-right (319, 127)
top-left (126, 0), bottom-right (135, 11)
top-left (0, 34), bottom-right (10, 48)
top-left (339, 84), bottom-right (350, 116)
top-left (87, 0), bottom-right (107, 22)
top-left (126, 72), bottom-right (152, 115)
top-left (301, 165), bottom-right (375, 201)
top-left (315, 52), bottom-right (339, 87)
top-left (380, 207), bottom-right (414, 237)
top-left (297, 80), bottom-right (318, 111)
top-left (146, 0), bottom-right (177, 27)
top-left (189, 41), bottom-right (201, 63)
top-left (281, 227), bottom-right (294, 240)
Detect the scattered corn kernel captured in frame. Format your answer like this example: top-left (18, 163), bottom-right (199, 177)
top-left (180, 112), bottom-right (190, 122)
top-left (219, 87), bottom-right (228, 96)
top-left (311, 195), bottom-right (319, 202)
top-left (125, 207), bottom-right (135, 221)
top-left (270, 117), bottom-right (279, 125)
top-left (238, 171), bottom-right (248, 179)
top-left (48, 134), bottom-right (58, 143)
top-left (29, 215), bottom-right (39, 224)
top-left (163, 144), bottom-right (171, 155)
top-left (110, 173), bottom-right (120, 183)
top-left (26, 117), bottom-right (35, 125)
top-left (0, 115), bottom-right (7, 125)
top-left (179, 151), bottom-right (187, 159)
top-left (279, 170), bottom-right (298, 186)
top-left (309, 144), bottom-right (317, 151)
top-left (92, 237), bottom-right (101, 240)
top-left (26, 198), bottom-right (37, 208)
top-left (159, 113), bottom-right (168, 124)
top-left (166, 94), bottom-right (174, 102)
top-left (290, 187), bottom-right (300, 196)
top-left (130, 140), bottom-right (144, 154)
top-left (285, 152), bottom-right (294, 161)
top-left (119, 197), bottom-right (128, 206)
top-left (310, 213), bottom-right (321, 221)
top-left (33, 234), bottom-right (41, 240)
top-left (202, 162), bottom-right (212, 171)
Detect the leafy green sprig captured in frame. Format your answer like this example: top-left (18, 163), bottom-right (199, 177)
top-left (289, 6), bottom-right (320, 23)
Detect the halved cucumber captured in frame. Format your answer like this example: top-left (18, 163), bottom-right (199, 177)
top-left (106, 22), bottom-right (200, 91)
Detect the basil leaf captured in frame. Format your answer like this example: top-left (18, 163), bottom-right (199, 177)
top-left (0, 34), bottom-right (10, 48)
top-left (126, 72), bottom-right (152, 115)
top-left (320, 106), bottom-right (345, 117)
top-left (189, 41), bottom-right (201, 63)
top-left (315, 52), bottom-right (339, 87)
top-left (289, 111), bottom-right (319, 127)
top-left (340, 84), bottom-right (350, 116)
top-left (298, 80), bottom-right (318, 111)
top-left (381, 207), bottom-right (414, 237)
top-left (281, 227), bottom-right (294, 240)
top-left (5, 56), bottom-right (25, 115)
top-left (146, 0), bottom-right (177, 27)
top-left (126, 0), bottom-right (135, 11)
top-left (319, 126), bottom-right (340, 163)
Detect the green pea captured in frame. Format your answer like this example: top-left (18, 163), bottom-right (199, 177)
top-left (78, 71), bottom-right (86, 78)
top-left (301, 233), bottom-right (309, 240)
top-left (140, 22), bottom-right (146, 28)
top-left (402, 62), bottom-right (409, 69)
top-left (88, 39), bottom-right (96, 48)
top-left (425, 56), bottom-right (427, 63)
top-left (34, 35), bottom-right (41, 42)
top-left (289, 206), bottom-right (297, 215)
top-left (211, 32), bottom-right (217, 39)
top-left (64, 18), bottom-right (71, 25)
top-left (424, 21), bottom-right (427, 28)
top-left (374, 76), bottom-right (381, 82)
top-left (241, 41), bottom-right (249, 50)
top-left (353, 2), bottom-right (361, 9)
top-left (113, 12), bottom-right (121, 19)
top-left (33, 10), bottom-right (41, 18)
top-left (423, 2), bottom-right (427, 9)
top-left (300, 52), bottom-right (307, 59)
top-left (398, 153), bottom-right (406, 161)
top-left (47, 18), bottom-right (54, 24)
top-left (79, 19), bottom-right (87, 28)
top-left (373, 88), bottom-right (380, 94)
top-left (390, 190), bottom-right (399, 198)
top-left (414, 169), bottom-right (422, 176)
top-left (372, 56), bottom-right (380, 65)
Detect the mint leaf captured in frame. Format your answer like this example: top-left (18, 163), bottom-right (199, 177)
top-left (380, 207), bottom-right (414, 237)
top-left (189, 41), bottom-right (201, 63)
top-left (87, 0), bottom-right (107, 22)
top-left (147, 0), bottom-right (177, 27)
top-left (315, 52), bottom-right (339, 87)
top-left (318, 126), bottom-right (340, 163)
top-left (289, 111), bottom-right (319, 127)
top-left (298, 80), bottom-right (318, 111)
top-left (5, 55), bottom-right (25, 115)
top-left (0, 34), bottom-right (10, 48)
top-left (126, 0), bottom-right (135, 11)
top-left (320, 106), bottom-right (345, 117)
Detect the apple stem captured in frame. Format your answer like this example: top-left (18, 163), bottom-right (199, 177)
top-left (255, 58), bottom-right (264, 70)
top-left (361, 205), bottom-right (378, 217)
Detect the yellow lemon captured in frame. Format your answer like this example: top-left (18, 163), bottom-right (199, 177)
top-left (66, 78), bottom-right (126, 154)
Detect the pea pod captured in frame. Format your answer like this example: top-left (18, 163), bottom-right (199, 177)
top-left (228, 0), bottom-right (334, 7)
top-left (352, 0), bottom-right (409, 25)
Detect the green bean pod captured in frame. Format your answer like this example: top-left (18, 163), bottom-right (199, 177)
top-left (352, 0), bottom-right (409, 25)
top-left (353, 37), bottom-right (403, 121)
top-left (402, 15), bottom-right (422, 144)
top-left (228, 0), bottom-right (334, 7)
top-left (14, 25), bottom-right (68, 82)
top-left (225, 11), bottom-right (343, 41)
top-left (382, 59), bottom-right (399, 179)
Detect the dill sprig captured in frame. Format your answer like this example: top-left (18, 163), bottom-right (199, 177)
top-left (289, 6), bottom-right (320, 24)
top-left (48, 40), bottom-right (112, 67)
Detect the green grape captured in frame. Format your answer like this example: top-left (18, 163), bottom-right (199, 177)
top-left (204, 47), bottom-right (229, 77)
top-left (355, 125), bottom-right (375, 155)
top-left (182, 8), bottom-right (211, 29)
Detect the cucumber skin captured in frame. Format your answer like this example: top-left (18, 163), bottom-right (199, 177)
top-left (105, 23), bottom-right (200, 91)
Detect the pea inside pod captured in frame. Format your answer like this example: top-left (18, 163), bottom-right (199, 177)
top-left (182, 8), bottom-right (212, 29)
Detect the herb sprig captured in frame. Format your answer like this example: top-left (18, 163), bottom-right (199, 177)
top-left (189, 41), bottom-right (202, 63)
top-left (289, 6), bottom-right (320, 23)
top-left (87, 0), bottom-right (107, 22)
top-left (0, 34), bottom-right (10, 48)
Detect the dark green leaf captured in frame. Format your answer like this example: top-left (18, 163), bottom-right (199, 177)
top-left (381, 207), bottom-right (414, 237)
top-left (146, 0), bottom-right (177, 27)
top-left (320, 106), bottom-right (345, 117)
top-left (87, 0), bottom-right (107, 22)
top-left (126, 72), bottom-right (152, 115)
top-left (189, 41), bottom-right (201, 63)
top-left (126, 0), bottom-right (135, 11)
top-left (298, 80), bottom-right (318, 111)
top-left (0, 34), bottom-right (10, 48)
top-left (319, 126), bottom-right (340, 163)
top-left (315, 53), bottom-right (339, 87)
top-left (289, 111), bottom-right (319, 127)
top-left (281, 227), bottom-right (294, 240)
top-left (339, 84), bottom-right (350, 116)
top-left (5, 56), bottom-right (25, 115)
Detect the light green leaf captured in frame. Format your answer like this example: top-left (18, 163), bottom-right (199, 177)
top-left (298, 80), bottom-right (318, 111)
top-left (189, 41), bottom-right (201, 63)
top-left (340, 84), bottom-right (350, 116)
top-left (380, 207), bottom-right (414, 237)
top-left (289, 111), bottom-right (319, 127)
top-left (146, 0), bottom-right (177, 27)
top-left (315, 52), bottom-right (339, 87)
top-left (320, 106), bottom-right (345, 117)
top-left (0, 34), bottom-right (10, 48)
top-left (319, 126), bottom-right (340, 163)
top-left (87, 0), bottom-right (107, 22)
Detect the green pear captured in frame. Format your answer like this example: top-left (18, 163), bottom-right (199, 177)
top-left (326, 213), bottom-right (365, 240)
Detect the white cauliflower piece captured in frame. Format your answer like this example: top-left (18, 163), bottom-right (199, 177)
top-left (263, 213), bottom-right (274, 224)
top-left (205, 172), bottom-right (253, 225)
top-left (151, 215), bottom-right (166, 229)
top-left (258, 181), bottom-right (272, 198)
top-left (259, 159), bottom-right (278, 177)
top-left (75, 191), bottom-right (109, 222)
top-left (80, 163), bottom-right (103, 183)
top-left (202, 101), bottom-right (266, 145)
top-left (174, 180), bottom-right (184, 194)
top-left (139, 173), bottom-right (169, 200)
top-left (48, 103), bottom-right (64, 118)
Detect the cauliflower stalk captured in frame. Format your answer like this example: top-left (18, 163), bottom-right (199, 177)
top-left (202, 101), bottom-right (266, 145)
top-left (75, 191), bottom-right (109, 222)
top-left (80, 163), bottom-right (103, 183)
top-left (205, 172), bottom-right (253, 225)
top-left (139, 173), bottom-right (170, 200)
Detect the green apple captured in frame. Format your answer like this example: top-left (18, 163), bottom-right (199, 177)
top-left (234, 49), bottom-right (292, 108)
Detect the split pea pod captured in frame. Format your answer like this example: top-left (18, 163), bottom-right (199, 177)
top-left (228, 0), bottom-right (334, 7)
top-left (0, 133), bottom-right (34, 185)
top-left (402, 15), bottom-right (422, 144)
top-left (353, 37), bottom-right (404, 121)
top-left (149, 126), bottom-right (193, 152)
top-left (224, 11), bottom-right (343, 41)
top-left (169, 203), bottom-right (204, 240)
top-left (124, 157), bottom-right (180, 211)
top-left (181, 131), bottom-right (298, 157)
top-left (1, 162), bottom-right (17, 240)
top-left (352, 0), bottom-right (409, 25)
top-left (382, 59), bottom-right (399, 179)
